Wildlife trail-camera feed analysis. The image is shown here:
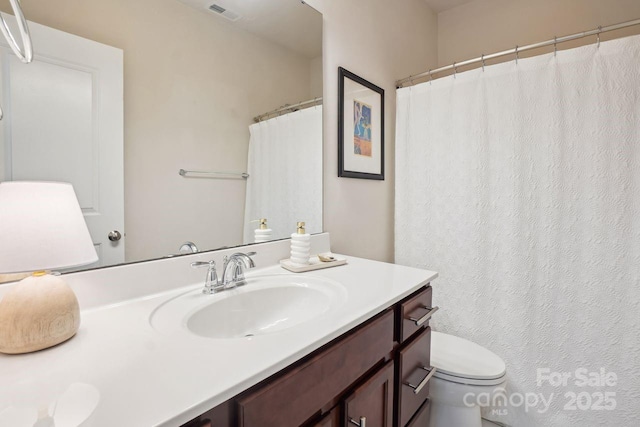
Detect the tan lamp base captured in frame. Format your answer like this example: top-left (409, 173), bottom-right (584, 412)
top-left (0, 273), bottom-right (80, 354)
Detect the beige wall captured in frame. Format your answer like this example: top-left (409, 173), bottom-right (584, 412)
top-left (438, 0), bottom-right (640, 67)
top-left (305, 0), bottom-right (439, 262)
top-left (1, 0), bottom-right (315, 262)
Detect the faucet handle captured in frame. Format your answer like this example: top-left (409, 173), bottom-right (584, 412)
top-left (191, 260), bottom-right (221, 294)
top-left (191, 260), bottom-right (214, 268)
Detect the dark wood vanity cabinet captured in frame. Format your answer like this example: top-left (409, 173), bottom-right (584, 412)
top-left (182, 285), bottom-right (435, 427)
top-left (237, 310), bottom-right (395, 427)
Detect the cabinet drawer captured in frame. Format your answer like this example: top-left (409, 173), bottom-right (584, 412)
top-left (406, 399), bottom-right (430, 427)
top-left (397, 327), bottom-right (433, 427)
top-left (344, 360), bottom-right (394, 427)
top-left (398, 286), bottom-right (436, 343)
top-left (237, 310), bottom-right (395, 427)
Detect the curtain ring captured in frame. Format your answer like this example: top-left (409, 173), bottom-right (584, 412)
top-left (515, 45), bottom-right (519, 64)
top-left (481, 54), bottom-right (485, 72)
top-left (597, 25), bottom-right (602, 48)
top-left (554, 36), bottom-right (558, 57)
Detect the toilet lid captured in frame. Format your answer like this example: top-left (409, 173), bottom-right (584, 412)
top-left (431, 332), bottom-right (506, 382)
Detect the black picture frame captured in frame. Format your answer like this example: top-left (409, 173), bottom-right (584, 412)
top-left (338, 67), bottom-right (385, 180)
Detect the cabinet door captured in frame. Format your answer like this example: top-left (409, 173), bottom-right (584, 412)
top-left (311, 406), bottom-right (340, 427)
top-left (343, 360), bottom-right (394, 427)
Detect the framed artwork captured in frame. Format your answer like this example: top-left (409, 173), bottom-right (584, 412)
top-left (338, 67), bottom-right (384, 180)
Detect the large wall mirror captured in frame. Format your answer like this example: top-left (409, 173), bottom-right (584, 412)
top-left (0, 0), bottom-right (323, 271)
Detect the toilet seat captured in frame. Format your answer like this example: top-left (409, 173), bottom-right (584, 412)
top-left (431, 331), bottom-right (506, 386)
top-left (433, 369), bottom-right (506, 386)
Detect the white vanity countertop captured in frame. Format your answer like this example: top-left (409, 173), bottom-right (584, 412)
top-left (0, 255), bottom-right (437, 427)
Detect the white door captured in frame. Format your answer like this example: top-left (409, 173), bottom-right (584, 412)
top-left (0, 15), bottom-right (124, 268)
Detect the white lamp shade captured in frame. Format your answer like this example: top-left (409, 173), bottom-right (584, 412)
top-left (0, 181), bottom-right (98, 273)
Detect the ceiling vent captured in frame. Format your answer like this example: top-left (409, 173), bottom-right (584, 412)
top-left (208, 3), bottom-right (241, 21)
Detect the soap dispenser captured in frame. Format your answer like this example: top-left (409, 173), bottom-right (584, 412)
top-left (290, 221), bottom-right (310, 265)
top-left (253, 218), bottom-right (272, 243)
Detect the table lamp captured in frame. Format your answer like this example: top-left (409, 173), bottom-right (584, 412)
top-left (0, 181), bottom-right (98, 354)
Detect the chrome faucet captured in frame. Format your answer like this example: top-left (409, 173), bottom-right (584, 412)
top-left (191, 252), bottom-right (255, 294)
top-left (221, 252), bottom-right (255, 288)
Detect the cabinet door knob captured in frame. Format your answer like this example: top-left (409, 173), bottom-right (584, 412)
top-left (348, 416), bottom-right (366, 427)
top-left (108, 230), bottom-right (122, 241)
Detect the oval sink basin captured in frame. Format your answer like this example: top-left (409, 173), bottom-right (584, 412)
top-left (150, 274), bottom-right (347, 339)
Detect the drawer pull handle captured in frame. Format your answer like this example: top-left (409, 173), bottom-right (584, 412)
top-left (404, 367), bottom-right (437, 394)
top-left (408, 306), bottom-right (439, 326)
top-left (349, 416), bottom-right (366, 427)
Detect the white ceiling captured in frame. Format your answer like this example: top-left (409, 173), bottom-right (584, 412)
top-left (176, 0), bottom-right (322, 59)
top-left (424, 0), bottom-right (476, 13)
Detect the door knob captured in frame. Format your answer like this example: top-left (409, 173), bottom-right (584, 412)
top-left (108, 230), bottom-right (122, 241)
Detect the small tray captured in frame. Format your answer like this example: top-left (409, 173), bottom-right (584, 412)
top-left (280, 254), bottom-right (347, 273)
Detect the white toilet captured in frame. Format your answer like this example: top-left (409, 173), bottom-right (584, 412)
top-left (429, 332), bottom-right (507, 427)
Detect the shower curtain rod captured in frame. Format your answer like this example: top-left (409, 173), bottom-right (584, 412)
top-left (396, 18), bottom-right (640, 88)
top-left (253, 97), bottom-right (322, 123)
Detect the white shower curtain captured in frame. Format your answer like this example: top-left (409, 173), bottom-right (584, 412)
top-left (243, 106), bottom-right (322, 243)
top-left (396, 35), bottom-right (640, 426)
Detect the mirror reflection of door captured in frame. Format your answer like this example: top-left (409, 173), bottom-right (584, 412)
top-left (0, 17), bottom-right (124, 268)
